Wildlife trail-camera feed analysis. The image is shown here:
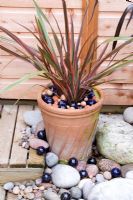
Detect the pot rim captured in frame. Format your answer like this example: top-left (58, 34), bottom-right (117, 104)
top-left (37, 87), bottom-right (104, 116)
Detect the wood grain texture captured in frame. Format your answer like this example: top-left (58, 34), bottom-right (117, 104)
top-left (0, 187), bottom-right (6, 200)
top-left (28, 148), bottom-right (44, 167)
top-left (0, 0), bottom-right (82, 9)
top-left (0, 105), bottom-right (17, 167)
top-left (6, 193), bottom-right (17, 200)
top-left (0, 0), bottom-right (130, 11)
top-left (0, 168), bottom-right (43, 185)
top-left (0, 0), bottom-right (133, 105)
top-left (10, 105), bottom-right (33, 167)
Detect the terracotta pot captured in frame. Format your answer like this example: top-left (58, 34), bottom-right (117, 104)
top-left (37, 87), bottom-right (103, 161)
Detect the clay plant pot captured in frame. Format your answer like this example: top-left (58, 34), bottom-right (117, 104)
top-left (37, 87), bottom-right (103, 161)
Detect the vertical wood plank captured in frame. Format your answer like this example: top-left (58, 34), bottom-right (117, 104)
top-left (7, 193), bottom-right (17, 200)
top-left (81, 0), bottom-right (98, 72)
top-left (10, 105), bottom-right (33, 167)
top-left (0, 187), bottom-right (6, 200)
top-left (0, 105), bottom-right (18, 167)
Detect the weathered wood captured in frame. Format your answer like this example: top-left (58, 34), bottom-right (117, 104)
top-left (0, 0), bottom-right (132, 106)
top-left (0, 168), bottom-right (43, 185)
top-left (0, 105), bottom-right (18, 167)
top-left (98, 13), bottom-right (133, 36)
top-left (1, 80), bottom-right (133, 105)
top-left (0, 0), bottom-right (130, 11)
top-left (10, 105), bottom-right (33, 167)
top-left (0, 79), bottom-right (50, 99)
top-left (0, 0), bottom-right (82, 9)
top-left (81, 0), bottom-right (98, 74)
top-left (0, 8), bottom-right (81, 34)
top-left (7, 193), bottom-right (17, 200)
top-left (0, 9), bottom-right (132, 37)
top-left (101, 105), bottom-right (127, 114)
top-left (100, 84), bottom-right (133, 105)
top-left (28, 148), bottom-right (44, 168)
top-left (99, 0), bottom-right (130, 12)
top-left (0, 187), bottom-right (6, 200)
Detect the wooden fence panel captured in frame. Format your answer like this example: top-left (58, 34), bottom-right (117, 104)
top-left (0, 0), bottom-right (133, 105)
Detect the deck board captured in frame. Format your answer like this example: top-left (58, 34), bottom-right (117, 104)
top-left (0, 104), bottom-right (45, 185)
top-left (0, 187), bottom-right (6, 200)
top-left (0, 105), bottom-right (18, 167)
top-left (9, 105), bottom-right (33, 167)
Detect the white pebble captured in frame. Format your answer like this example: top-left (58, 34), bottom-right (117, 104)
top-left (46, 152), bottom-right (59, 167)
top-left (80, 101), bottom-right (87, 107)
top-left (19, 185), bottom-right (26, 190)
top-left (24, 186), bottom-right (33, 193)
top-left (46, 89), bottom-right (53, 96)
top-left (3, 182), bottom-right (14, 191)
top-left (13, 186), bottom-right (20, 194)
top-left (35, 178), bottom-right (42, 186)
top-left (78, 179), bottom-right (91, 189)
top-left (125, 171), bottom-right (133, 179)
top-left (60, 95), bottom-right (66, 101)
top-left (25, 192), bottom-right (35, 199)
top-left (45, 167), bottom-right (52, 174)
top-left (103, 171), bottom-right (112, 180)
top-left (17, 194), bottom-right (23, 200)
top-left (96, 174), bottom-right (105, 183)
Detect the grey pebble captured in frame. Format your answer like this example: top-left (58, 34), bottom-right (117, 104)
top-left (96, 174), bottom-right (105, 183)
top-left (46, 152), bottom-right (59, 167)
top-left (44, 190), bottom-right (60, 200)
top-left (35, 178), bottom-right (42, 186)
top-left (3, 182), bottom-right (14, 190)
top-left (70, 187), bottom-right (82, 199)
top-left (45, 167), bottom-right (52, 174)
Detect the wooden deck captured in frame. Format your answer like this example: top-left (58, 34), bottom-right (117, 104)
top-left (0, 104), bottom-right (44, 185)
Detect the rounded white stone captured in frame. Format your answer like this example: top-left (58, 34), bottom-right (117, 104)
top-left (125, 171), bottom-right (133, 179)
top-left (96, 120), bottom-right (133, 164)
top-left (44, 190), bottom-right (60, 200)
top-left (3, 182), bottom-right (14, 191)
top-left (46, 152), bottom-right (59, 167)
top-left (88, 178), bottom-right (133, 200)
top-left (52, 164), bottom-right (80, 188)
top-left (78, 179), bottom-right (91, 189)
top-left (83, 180), bottom-right (95, 199)
top-left (13, 186), bottom-right (20, 195)
top-left (23, 110), bottom-right (43, 126)
top-left (103, 171), bottom-right (112, 180)
top-left (123, 107), bottom-right (133, 124)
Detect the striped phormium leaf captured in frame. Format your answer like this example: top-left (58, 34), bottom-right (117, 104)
top-left (0, 0), bottom-right (133, 103)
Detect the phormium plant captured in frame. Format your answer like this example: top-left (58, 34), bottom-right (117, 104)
top-left (0, 0), bottom-right (133, 104)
